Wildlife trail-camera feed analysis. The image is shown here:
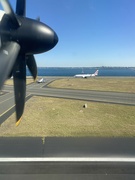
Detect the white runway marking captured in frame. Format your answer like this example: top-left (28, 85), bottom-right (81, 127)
top-left (0, 157), bottom-right (135, 162)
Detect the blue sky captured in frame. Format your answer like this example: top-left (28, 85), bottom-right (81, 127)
top-left (1, 0), bottom-right (135, 67)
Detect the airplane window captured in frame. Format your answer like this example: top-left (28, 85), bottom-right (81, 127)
top-left (0, 0), bottom-right (135, 179)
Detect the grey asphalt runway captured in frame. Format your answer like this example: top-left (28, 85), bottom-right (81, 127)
top-left (0, 137), bottom-right (135, 179)
top-left (29, 87), bottom-right (135, 105)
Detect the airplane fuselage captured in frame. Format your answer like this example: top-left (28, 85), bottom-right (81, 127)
top-left (74, 70), bottom-right (99, 78)
top-left (75, 74), bottom-right (93, 78)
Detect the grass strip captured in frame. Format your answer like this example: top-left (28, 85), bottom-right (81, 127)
top-left (48, 77), bottom-right (135, 93)
top-left (1, 96), bottom-right (135, 137)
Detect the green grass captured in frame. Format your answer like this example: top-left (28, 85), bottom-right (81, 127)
top-left (1, 96), bottom-right (135, 137)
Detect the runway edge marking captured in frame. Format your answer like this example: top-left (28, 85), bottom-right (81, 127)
top-left (0, 94), bottom-right (32, 124)
top-left (0, 157), bottom-right (135, 162)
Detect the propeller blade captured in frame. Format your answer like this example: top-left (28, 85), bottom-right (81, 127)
top-left (16, 0), bottom-right (26, 17)
top-left (26, 55), bottom-right (37, 81)
top-left (8, 70), bottom-right (13, 79)
top-left (0, 42), bottom-right (20, 89)
top-left (13, 54), bottom-right (26, 126)
top-left (0, 0), bottom-right (20, 28)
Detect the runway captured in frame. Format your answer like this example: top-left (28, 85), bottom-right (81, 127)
top-left (0, 137), bottom-right (135, 179)
top-left (0, 78), bottom-right (135, 179)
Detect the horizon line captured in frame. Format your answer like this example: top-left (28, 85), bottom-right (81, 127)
top-left (36, 66), bottom-right (135, 68)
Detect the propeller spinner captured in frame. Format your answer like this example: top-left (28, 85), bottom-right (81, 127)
top-left (0, 0), bottom-right (58, 125)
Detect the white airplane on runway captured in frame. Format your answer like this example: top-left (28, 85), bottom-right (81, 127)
top-left (74, 70), bottom-right (99, 78)
top-left (37, 78), bottom-right (45, 83)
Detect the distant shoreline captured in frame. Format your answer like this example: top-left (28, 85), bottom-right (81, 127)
top-left (26, 67), bottom-right (135, 77)
top-left (36, 67), bottom-right (135, 68)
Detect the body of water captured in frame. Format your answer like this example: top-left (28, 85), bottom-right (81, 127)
top-left (26, 67), bottom-right (135, 77)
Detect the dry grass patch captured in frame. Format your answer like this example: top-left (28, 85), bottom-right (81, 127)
top-left (5, 78), bottom-right (34, 86)
top-left (0, 96), bottom-right (135, 137)
top-left (48, 77), bottom-right (135, 93)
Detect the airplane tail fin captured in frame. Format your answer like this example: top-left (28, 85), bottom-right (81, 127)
top-left (94, 70), bottom-right (99, 76)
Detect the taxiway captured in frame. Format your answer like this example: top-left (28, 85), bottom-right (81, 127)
top-left (1, 77), bottom-right (135, 124)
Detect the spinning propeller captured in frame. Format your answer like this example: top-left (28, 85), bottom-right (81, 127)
top-left (0, 0), bottom-right (58, 125)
